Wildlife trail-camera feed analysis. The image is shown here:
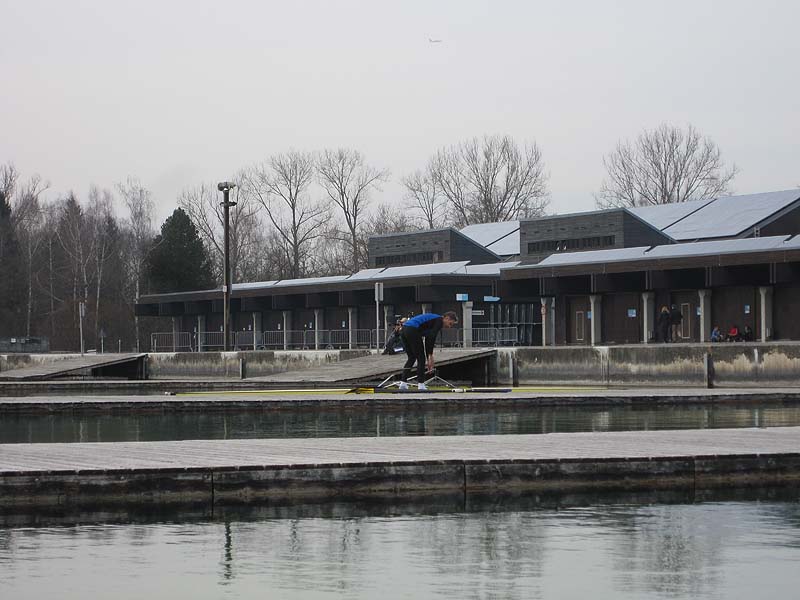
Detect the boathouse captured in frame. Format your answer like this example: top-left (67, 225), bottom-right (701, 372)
top-left (135, 189), bottom-right (800, 350)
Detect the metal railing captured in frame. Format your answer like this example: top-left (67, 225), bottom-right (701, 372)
top-left (200, 331), bottom-right (224, 349)
top-left (150, 326), bottom-right (519, 352)
top-left (150, 332), bottom-right (192, 352)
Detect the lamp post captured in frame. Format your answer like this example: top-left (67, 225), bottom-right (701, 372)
top-left (218, 181), bottom-right (237, 352)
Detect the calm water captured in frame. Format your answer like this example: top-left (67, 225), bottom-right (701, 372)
top-left (1, 494), bottom-right (799, 600)
top-left (3, 403), bottom-right (800, 444)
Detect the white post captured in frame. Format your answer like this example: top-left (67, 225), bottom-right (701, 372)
top-left (282, 311), bottom-right (291, 350)
top-left (641, 292), bottom-right (654, 344)
top-left (759, 286), bottom-right (773, 342)
top-left (540, 298), bottom-right (554, 346)
top-left (348, 307), bottom-right (356, 349)
top-left (698, 289), bottom-right (712, 342)
top-left (462, 300), bottom-right (473, 348)
top-left (197, 315), bottom-right (205, 352)
top-left (589, 294), bottom-right (602, 346)
top-left (314, 308), bottom-right (323, 350)
top-left (79, 301), bottom-right (85, 355)
top-left (252, 313), bottom-right (260, 350)
top-left (421, 303), bottom-right (431, 314)
top-left (374, 282), bottom-right (384, 352)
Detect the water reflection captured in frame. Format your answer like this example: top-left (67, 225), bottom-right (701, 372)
top-left (1, 489), bottom-right (798, 600)
top-left (3, 403), bottom-right (800, 444)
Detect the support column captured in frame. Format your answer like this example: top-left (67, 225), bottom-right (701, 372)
top-left (383, 305), bottom-right (393, 338)
top-left (462, 301), bottom-right (473, 348)
top-left (252, 312), bottom-right (261, 350)
top-left (348, 307), bottom-right (357, 349)
top-left (314, 308), bottom-right (323, 350)
top-left (759, 286), bottom-right (774, 342)
top-left (282, 310), bottom-right (292, 350)
top-left (540, 298), bottom-right (555, 346)
top-left (641, 292), bottom-right (654, 344)
top-left (421, 303), bottom-right (431, 314)
top-left (197, 315), bottom-right (205, 352)
top-left (698, 289), bottom-right (712, 342)
top-left (589, 294), bottom-right (602, 346)
top-left (171, 317), bottom-right (178, 352)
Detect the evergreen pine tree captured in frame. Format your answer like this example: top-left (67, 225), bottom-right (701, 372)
top-left (147, 208), bottom-right (215, 293)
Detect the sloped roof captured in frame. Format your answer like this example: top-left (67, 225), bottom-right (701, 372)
top-left (505, 235), bottom-right (792, 271)
top-left (628, 190), bottom-right (800, 241)
top-left (465, 261), bottom-right (520, 275)
top-left (459, 221), bottom-right (520, 256)
top-left (627, 198), bottom-right (712, 231)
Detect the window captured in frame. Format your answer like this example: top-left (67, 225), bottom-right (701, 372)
top-left (375, 251), bottom-right (435, 267)
top-left (527, 235), bottom-right (615, 254)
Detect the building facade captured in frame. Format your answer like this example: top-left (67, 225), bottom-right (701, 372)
top-left (136, 189), bottom-right (800, 350)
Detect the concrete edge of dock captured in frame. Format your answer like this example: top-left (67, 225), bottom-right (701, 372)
top-left (3, 389), bottom-right (800, 414)
top-left (3, 452), bottom-right (800, 510)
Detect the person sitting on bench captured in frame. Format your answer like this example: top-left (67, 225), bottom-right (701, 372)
top-left (398, 311), bottom-right (458, 390)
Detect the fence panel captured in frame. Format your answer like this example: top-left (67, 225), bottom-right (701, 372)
top-left (262, 331), bottom-right (285, 348)
top-left (150, 332), bottom-right (192, 352)
top-left (328, 329), bottom-right (350, 348)
top-left (362, 329), bottom-right (379, 348)
top-left (439, 328), bottom-right (462, 347)
top-left (200, 331), bottom-right (224, 349)
top-left (234, 331), bottom-right (256, 349)
top-left (497, 326), bottom-right (519, 345)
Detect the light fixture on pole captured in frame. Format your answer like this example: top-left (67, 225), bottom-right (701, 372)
top-left (218, 181), bottom-right (237, 352)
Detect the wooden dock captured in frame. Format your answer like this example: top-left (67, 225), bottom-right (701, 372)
top-left (2, 427), bottom-right (799, 508)
top-left (248, 347), bottom-right (496, 385)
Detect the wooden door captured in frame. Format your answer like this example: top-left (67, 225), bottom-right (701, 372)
top-left (566, 296), bottom-right (590, 345)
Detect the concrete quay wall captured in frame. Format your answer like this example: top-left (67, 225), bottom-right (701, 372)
top-left (498, 343), bottom-right (800, 387)
top-left (145, 349), bottom-right (372, 379)
top-left (3, 454), bottom-right (800, 509)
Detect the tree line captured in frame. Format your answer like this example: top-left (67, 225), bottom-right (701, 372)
top-left (0, 125), bottom-right (736, 351)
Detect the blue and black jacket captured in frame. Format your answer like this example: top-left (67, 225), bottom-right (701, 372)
top-left (402, 313), bottom-right (444, 353)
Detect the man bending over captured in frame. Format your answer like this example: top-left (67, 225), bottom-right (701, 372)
top-left (398, 311), bottom-right (458, 390)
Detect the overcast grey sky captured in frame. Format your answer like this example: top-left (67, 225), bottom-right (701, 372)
top-left (2, 0), bottom-right (798, 223)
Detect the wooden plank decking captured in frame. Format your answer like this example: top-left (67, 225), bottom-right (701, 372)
top-left (2, 427), bottom-right (799, 507)
top-left (248, 348), bottom-right (495, 384)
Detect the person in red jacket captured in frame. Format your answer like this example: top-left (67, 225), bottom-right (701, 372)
top-left (398, 311), bottom-right (458, 390)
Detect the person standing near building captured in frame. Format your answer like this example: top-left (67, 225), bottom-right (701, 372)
top-left (657, 306), bottom-right (671, 343)
top-left (669, 304), bottom-right (683, 342)
top-left (398, 311), bottom-right (458, 390)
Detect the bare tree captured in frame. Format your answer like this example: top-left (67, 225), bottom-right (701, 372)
top-left (317, 148), bottom-right (389, 273)
top-left (430, 135), bottom-right (549, 227)
top-left (595, 123), bottom-right (738, 208)
top-left (87, 187), bottom-right (115, 347)
top-left (357, 203), bottom-right (419, 267)
top-left (55, 193), bottom-right (93, 347)
top-left (11, 173), bottom-right (49, 335)
top-left (117, 177), bottom-right (155, 351)
top-left (0, 163), bottom-right (19, 205)
top-left (401, 166), bottom-right (447, 229)
top-left (178, 178), bottom-right (261, 283)
top-left (242, 151), bottom-right (328, 279)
